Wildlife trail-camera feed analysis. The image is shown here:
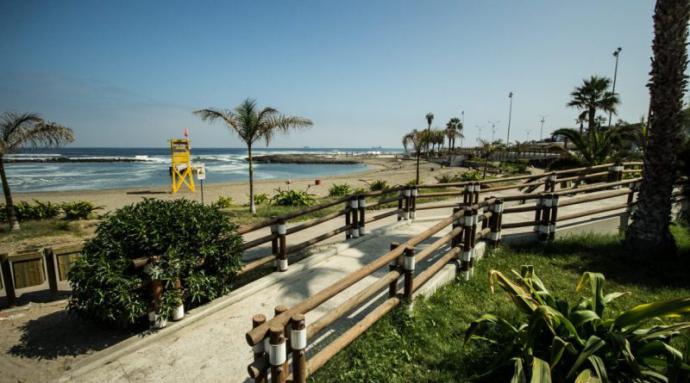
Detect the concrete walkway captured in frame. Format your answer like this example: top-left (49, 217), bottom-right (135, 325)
top-left (62, 187), bottom-right (633, 382)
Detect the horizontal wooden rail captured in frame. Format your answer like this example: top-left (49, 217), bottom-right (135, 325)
top-left (287, 225), bottom-right (351, 255)
top-left (364, 209), bottom-right (400, 224)
top-left (286, 209), bottom-right (347, 235)
top-left (241, 233), bottom-right (278, 252)
top-left (557, 202), bottom-right (629, 222)
top-left (558, 189), bottom-right (630, 208)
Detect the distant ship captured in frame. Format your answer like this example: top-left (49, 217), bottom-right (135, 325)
top-left (371, 146), bottom-right (382, 149)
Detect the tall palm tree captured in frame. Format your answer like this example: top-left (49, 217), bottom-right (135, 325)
top-left (626, 0), bottom-right (690, 256)
top-left (0, 112), bottom-right (74, 230)
top-left (195, 99), bottom-right (312, 214)
top-left (551, 127), bottom-right (634, 166)
top-left (403, 129), bottom-right (429, 184)
top-left (567, 76), bottom-right (620, 132)
top-left (445, 117), bottom-right (463, 152)
top-left (425, 112), bottom-right (434, 155)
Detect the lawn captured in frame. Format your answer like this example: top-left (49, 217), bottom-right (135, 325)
top-left (310, 224), bottom-right (690, 382)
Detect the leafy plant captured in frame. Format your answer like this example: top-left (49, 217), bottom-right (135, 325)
top-left (68, 199), bottom-right (243, 327)
top-left (214, 196), bottom-right (233, 209)
top-left (329, 183), bottom-right (352, 197)
top-left (271, 188), bottom-right (315, 207)
top-left (253, 193), bottom-right (269, 205)
top-left (61, 201), bottom-right (101, 220)
top-left (459, 170), bottom-right (482, 182)
top-left (406, 179), bottom-right (419, 186)
top-left (465, 266), bottom-right (690, 382)
top-left (369, 179), bottom-right (389, 192)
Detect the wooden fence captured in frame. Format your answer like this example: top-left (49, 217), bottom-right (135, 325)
top-left (0, 162), bottom-right (643, 312)
top-left (241, 161), bottom-right (681, 383)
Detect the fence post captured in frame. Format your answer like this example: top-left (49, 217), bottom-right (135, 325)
top-left (533, 195), bottom-right (543, 233)
top-left (539, 195), bottom-right (552, 241)
top-left (397, 189), bottom-right (404, 221)
top-left (608, 163), bottom-right (624, 187)
top-left (270, 216), bottom-right (279, 258)
top-left (481, 198), bottom-right (490, 230)
top-left (43, 248), bottom-right (59, 294)
top-left (268, 325), bottom-right (287, 383)
top-left (451, 206), bottom-right (462, 248)
top-left (621, 182), bottom-right (638, 233)
top-left (0, 254), bottom-right (16, 307)
top-left (548, 194), bottom-right (559, 241)
top-left (411, 187), bottom-right (418, 219)
top-left (276, 220), bottom-right (288, 272)
top-left (463, 184), bottom-right (471, 205)
top-left (252, 314), bottom-right (268, 383)
top-left (546, 172), bottom-right (557, 192)
top-left (345, 198), bottom-right (352, 239)
top-left (403, 187), bottom-right (412, 220)
top-left (461, 207), bottom-right (473, 281)
top-left (402, 246), bottom-right (415, 300)
top-left (358, 195), bottom-right (366, 236)
top-left (350, 197), bottom-right (360, 238)
top-left (470, 205), bottom-right (479, 277)
top-left (489, 199), bottom-right (503, 247)
top-left (290, 314), bottom-right (307, 383)
top-left (471, 182), bottom-right (482, 204)
top-left (388, 242), bottom-right (400, 297)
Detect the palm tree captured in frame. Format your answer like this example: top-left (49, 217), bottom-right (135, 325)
top-left (403, 129), bottom-right (429, 184)
top-left (445, 117), bottom-right (463, 152)
top-left (478, 139), bottom-right (506, 179)
top-left (425, 113), bottom-right (434, 155)
top-left (0, 112), bottom-right (74, 230)
top-left (195, 99), bottom-right (312, 214)
top-left (551, 127), bottom-right (634, 166)
top-left (626, 0), bottom-right (690, 256)
top-left (567, 76), bottom-right (620, 132)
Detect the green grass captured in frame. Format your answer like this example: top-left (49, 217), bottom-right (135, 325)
top-left (310, 224), bottom-right (690, 382)
top-left (0, 219), bottom-right (83, 244)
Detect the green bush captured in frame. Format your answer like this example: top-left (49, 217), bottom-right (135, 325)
top-left (329, 183), bottom-right (352, 197)
top-left (465, 266), bottom-right (690, 382)
top-left (369, 179), bottom-right (389, 192)
top-left (214, 196), bottom-right (233, 209)
top-left (435, 173), bottom-right (462, 184)
top-left (253, 193), bottom-right (269, 205)
top-left (1, 200), bottom-right (85, 222)
top-left (271, 188), bottom-right (315, 207)
top-left (459, 170), bottom-right (482, 181)
top-left (68, 199), bottom-right (243, 327)
top-left (61, 201), bottom-right (100, 220)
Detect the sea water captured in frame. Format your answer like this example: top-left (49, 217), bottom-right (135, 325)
top-left (6, 147), bottom-right (401, 192)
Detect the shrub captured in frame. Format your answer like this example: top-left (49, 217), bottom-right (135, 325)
top-left (253, 193), bottom-right (269, 205)
top-left (406, 179), bottom-right (418, 186)
top-left (61, 201), bottom-right (101, 220)
top-left (271, 188), bottom-right (315, 207)
top-left (465, 266), bottom-right (690, 382)
top-left (68, 199), bottom-right (243, 327)
top-left (369, 179), bottom-right (389, 192)
top-left (435, 173), bottom-right (462, 184)
top-left (459, 170), bottom-right (482, 181)
top-left (329, 183), bottom-right (352, 197)
top-left (214, 196), bottom-right (233, 209)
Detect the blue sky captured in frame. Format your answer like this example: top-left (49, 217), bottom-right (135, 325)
top-left (0, 1), bottom-right (663, 148)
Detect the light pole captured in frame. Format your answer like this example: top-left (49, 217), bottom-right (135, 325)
top-left (539, 115), bottom-right (547, 141)
top-left (488, 120), bottom-right (500, 142)
top-left (475, 124), bottom-right (484, 145)
top-left (506, 92), bottom-right (513, 143)
top-left (608, 47), bottom-right (622, 128)
top-left (460, 110), bottom-right (465, 148)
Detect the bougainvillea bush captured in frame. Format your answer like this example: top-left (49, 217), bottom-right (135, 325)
top-left (68, 199), bottom-right (243, 328)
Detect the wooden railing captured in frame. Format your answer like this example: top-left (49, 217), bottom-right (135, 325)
top-left (0, 162), bottom-right (643, 310)
top-left (242, 163), bottom-right (667, 383)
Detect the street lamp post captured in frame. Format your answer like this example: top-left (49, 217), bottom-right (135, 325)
top-left (506, 92), bottom-right (513, 143)
top-left (539, 115), bottom-right (547, 141)
top-left (460, 110), bottom-right (465, 148)
top-left (608, 47), bottom-right (622, 128)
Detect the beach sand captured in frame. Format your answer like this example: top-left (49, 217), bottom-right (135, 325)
top-left (13, 156), bottom-right (461, 212)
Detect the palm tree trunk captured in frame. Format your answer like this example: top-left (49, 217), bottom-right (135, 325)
top-left (0, 157), bottom-right (20, 230)
top-left (247, 143), bottom-right (256, 215)
top-left (588, 107), bottom-right (596, 131)
top-left (626, 0), bottom-right (689, 257)
top-left (415, 150), bottom-right (421, 185)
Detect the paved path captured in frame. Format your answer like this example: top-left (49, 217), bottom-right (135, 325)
top-left (63, 187), bottom-right (632, 382)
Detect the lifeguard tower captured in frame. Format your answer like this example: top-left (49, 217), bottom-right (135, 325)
top-left (170, 137), bottom-right (195, 193)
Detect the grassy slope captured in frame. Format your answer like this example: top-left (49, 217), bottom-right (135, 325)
top-left (311, 225), bottom-right (690, 382)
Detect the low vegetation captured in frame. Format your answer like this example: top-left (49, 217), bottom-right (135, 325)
top-left (329, 183), bottom-right (352, 197)
top-left (271, 188), bottom-right (316, 207)
top-left (68, 199), bottom-right (243, 328)
top-left (0, 200), bottom-right (100, 222)
top-left (311, 226), bottom-right (690, 382)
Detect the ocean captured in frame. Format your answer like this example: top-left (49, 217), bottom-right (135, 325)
top-left (5, 147), bottom-right (401, 192)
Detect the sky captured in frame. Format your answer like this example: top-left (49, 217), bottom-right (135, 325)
top-left (0, 1), bottom-right (666, 148)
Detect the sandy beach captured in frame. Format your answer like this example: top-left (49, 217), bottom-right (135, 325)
top-left (14, 156), bottom-right (460, 212)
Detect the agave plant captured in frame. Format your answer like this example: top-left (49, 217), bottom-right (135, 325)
top-left (465, 266), bottom-right (690, 382)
